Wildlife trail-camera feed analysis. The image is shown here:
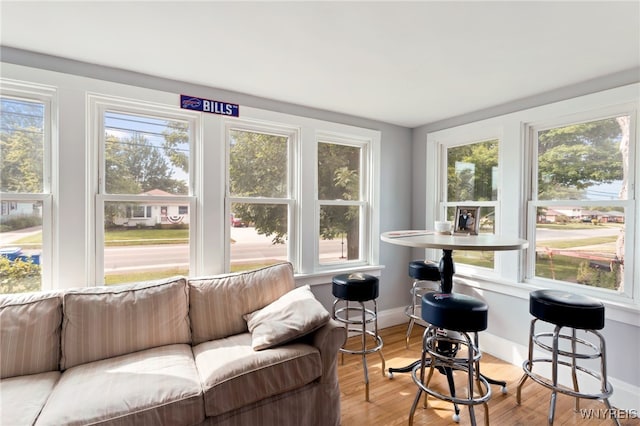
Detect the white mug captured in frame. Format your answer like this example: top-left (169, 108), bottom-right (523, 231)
top-left (434, 221), bottom-right (452, 234)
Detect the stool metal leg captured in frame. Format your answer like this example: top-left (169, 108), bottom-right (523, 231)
top-left (359, 301), bottom-right (370, 401)
top-left (571, 328), bottom-right (580, 412)
top-left (548, 324), bottom-right (561, 425)
top-left (474, 332), bottom-right (490, 426)
top-left (516, 318), bottom-right (537, 404)
top-left (597, 331), bottom-right (621, 426)
top-left (332, 299), bottom-right (346, 365)
top-left (409, 328), bottom-right (433, 425)
top-left (406, 281), bottom-right (416, 348)
top-left (405, 280), bottom-right (423, 348)
top-left (466, 335), bottom-right (478, 426)
top-left (373, 299), bottom-right (386, 374)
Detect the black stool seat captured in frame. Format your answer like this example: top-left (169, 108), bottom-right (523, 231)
top-left (422, 293), bottom-right (488, 332)
top-left (332, 273), bottom-right (379, 302)
top-left (530, 289), bottom-right (604, 330)
top-left (409, 260), bottom-right (441, 281)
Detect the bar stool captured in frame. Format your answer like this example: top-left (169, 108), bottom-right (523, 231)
top-left (332, 273), bottom-right (385, 401)
top-left (405, 260), bottom-right (441, 348)
top-left (409, 292), bottom-right (492, 425)
top-left (516, 289), bottom-right (619, 425)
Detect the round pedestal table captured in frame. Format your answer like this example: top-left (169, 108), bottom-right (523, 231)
top-left (381, 230), bottom-right (528, 385)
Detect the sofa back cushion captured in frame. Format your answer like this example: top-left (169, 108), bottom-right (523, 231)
top-left (0, 292), bottom-right (62, 378)
top-left (188, 262), bottom-right (295, 345)
top-left (61, 277), bottom-right (191, 370)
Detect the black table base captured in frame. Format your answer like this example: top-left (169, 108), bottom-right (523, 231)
top-left (388, 249), bottom-right (507, 396)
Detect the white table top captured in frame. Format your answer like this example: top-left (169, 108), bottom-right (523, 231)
top-left (381, 230), bottom-right (528, 251)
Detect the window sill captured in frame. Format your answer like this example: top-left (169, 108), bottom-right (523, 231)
top-left (295, 265), bottom-right (385, 287)
top-left (453, 273), bottom-right (640, 327)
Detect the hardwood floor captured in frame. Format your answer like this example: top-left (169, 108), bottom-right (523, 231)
top-left (338, 324), bottom-right (639, 426)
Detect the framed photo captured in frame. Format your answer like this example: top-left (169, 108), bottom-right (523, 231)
top-left (454, 206), bottom-right (480, 235)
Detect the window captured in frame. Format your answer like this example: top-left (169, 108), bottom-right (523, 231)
top-left (128, 205), bottom-right (152, 218)
top-left (226, 123), bottom-right (295, 273)
top-left (92, 96), bottom-right (197, 285)
top-left (428, 86), bottom-right (638, 309)
top-left (317, 137), bottom-right (368, 266)
top-left (528, 114), bottom-right (633, 293)
top-left (0, 82), bottom-right (54, 294)
top-left (443, 138), bottom-right (499, 269)
top-left (224, 117), bottom-right (380, 276)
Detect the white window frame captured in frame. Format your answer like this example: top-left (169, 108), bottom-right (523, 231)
top-left (0, 79), bottom-right (56, 291)
top-left (525, 104), bottom-right (637, 303)
top-left (89, 94), bottom-right (200, 285)
top-left (431, 128), bottom-right (505, 278)
top-left (224, 119), bottom-right (298, 271)
top-left (315, 132), bottom-right (372, 271)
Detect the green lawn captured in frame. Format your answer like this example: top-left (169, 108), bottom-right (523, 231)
top-left (5, 228), bottom-right (190, 248)
top-left (536, 236), bottom-right (617, 250)
top-left (104, 228), bottom-right (188, 246)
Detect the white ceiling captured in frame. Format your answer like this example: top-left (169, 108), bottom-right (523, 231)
top-left (1, 1), bottom-right (639, 127)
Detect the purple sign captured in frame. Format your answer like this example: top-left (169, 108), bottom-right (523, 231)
top-left (180, 95), bottom-right (239, 117)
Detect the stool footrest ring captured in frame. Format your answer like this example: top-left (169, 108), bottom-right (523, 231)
top-left (411, 363), bottom-right (492, 406)
top-left (338, 329), bottom-right (384, 355)
top-left (334, 306), bottom-right (378, 325)
top-left (521, 358), bottom-right (614, 400)
top-left (532, 331), bottom-right (601, 360)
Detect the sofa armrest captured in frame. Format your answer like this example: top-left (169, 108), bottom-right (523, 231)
top-left (311, 319), bottom-right (346, 383)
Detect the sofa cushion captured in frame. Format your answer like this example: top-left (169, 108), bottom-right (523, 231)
top-left (36, 344), bottom-right (204, 426)
top-left (0, 291), bottom-right (62, 378)
top-left (192, 332), bottom-right (322, 417)
top-left (244, 285), bottom-right (330, 350)
top-left (60, 276), bottom-right (191, 370)
top-left (189, 262), bottom-right (295, 344)
top-left (0, 371), bottom-right (60, 426)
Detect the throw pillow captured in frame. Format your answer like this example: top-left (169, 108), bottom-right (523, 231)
top-left (243, 285), bottom-right (330, 350)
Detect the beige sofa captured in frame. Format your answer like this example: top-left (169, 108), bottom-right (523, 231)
top-left (0, 262), bottom-right (345, 426)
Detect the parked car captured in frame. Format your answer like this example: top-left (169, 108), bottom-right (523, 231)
top-left (0, 247), bottom-right (41, 264)
top-left (231, 214), bottom-right (248, 227)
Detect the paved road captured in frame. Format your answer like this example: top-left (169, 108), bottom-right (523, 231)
top-left (103, 227), bottom-right (344, 272)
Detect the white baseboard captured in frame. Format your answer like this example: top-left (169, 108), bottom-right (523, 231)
top-left (376, 307), bottom-right (640, 413)
top-left (377, 306), bottom-right (408, 330)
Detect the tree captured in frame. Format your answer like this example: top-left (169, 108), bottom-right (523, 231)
top-left (0, 99), bottom-right (44, 193)
top-left (229, 132), bottom-right (362, 259)
top-left (104, 133), bottom-right (187, 195)
top-left (162, 121), bottom-right (189, 174)
top-left (229, 130), bottom-right (288, 244)
top-left (537, 119), bottom-right (623, 199)
top-left (447, 140), bottom-right (498, 202)
top-left (318, 143), bottom-right (361, 259)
